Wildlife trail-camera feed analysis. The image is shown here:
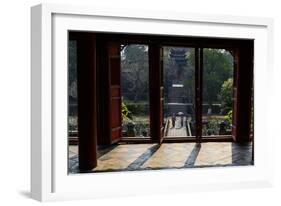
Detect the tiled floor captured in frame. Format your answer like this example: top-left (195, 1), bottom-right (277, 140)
top-left (68, 142), bottom-right (253, 173)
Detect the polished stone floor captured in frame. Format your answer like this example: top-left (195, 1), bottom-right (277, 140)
top-left (68, 142), bottom-right (253, 173)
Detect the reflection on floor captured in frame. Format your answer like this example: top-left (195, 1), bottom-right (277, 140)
top-left (68, 142), bottom-right (253, 173)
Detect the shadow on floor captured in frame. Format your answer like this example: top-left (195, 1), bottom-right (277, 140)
top-left (184, 143), bottom-right (201, 167)
top-left (126, 144), bottom-right (161, 170)
top-left (231, 142), bottom-right (254, 165)
top-left (69, 142), bottom-right (253, 173)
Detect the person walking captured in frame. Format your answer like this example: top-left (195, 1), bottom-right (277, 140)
top-left (172, 113), bottom-right (176, 128)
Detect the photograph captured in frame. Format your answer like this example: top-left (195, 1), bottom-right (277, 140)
top-left (67, 32), bottom-right (254, 173)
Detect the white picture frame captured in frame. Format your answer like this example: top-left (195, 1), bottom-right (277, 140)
top-left (31, 3), bottom-right (274, 202)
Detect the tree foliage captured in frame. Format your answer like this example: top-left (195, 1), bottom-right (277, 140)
top-left (68, 40), bottom-right (78, 100)
top-left (202, 49), bottom-right (233, 106)
top-left (219, 78), bottom-right (233, 114)
top-left (188, 49), bottom-right (233, 106)
top-left (121, 45), bottom-right (149, 102)
top-left (121, 99), bottom-right (132, 121)
top-left (121, 46), bottom-right (234, 112)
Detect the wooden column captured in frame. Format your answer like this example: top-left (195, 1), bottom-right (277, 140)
top-left (149, 44), bottom-right (163, 143)
top-left (232, 42), bottom-right (254, 142)
top-left (96, 36), bottom-right (108, 145)
top-left (195, 47), bottom-right (203, 142)
top-left (75, 33), bottom-right (97, 170)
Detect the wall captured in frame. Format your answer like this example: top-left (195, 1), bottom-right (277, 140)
top-left (0, 0), bottom-right (280, 205)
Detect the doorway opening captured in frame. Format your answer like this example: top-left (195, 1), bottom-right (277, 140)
top-left (202, 48), bottom-right (234, 138)
top-left (120, 44), bottom-right (151, 139)
top-left (162, 46), bottom-right (196, 138)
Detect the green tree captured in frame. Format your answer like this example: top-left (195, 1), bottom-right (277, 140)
top-left (219, 78), bottom-right (233, 114)
top-left (189, 49), bottom-right (233, 107)
top-left (121, 45), bottom-right (149, 102)
top-left (203, 49), bottom-right (233, 107)
top-left (68, 40), bottom-right (78, 99)
top-left (121, 99), bottom-right (132, 121)
top-left (224, 110), bottom-right (232, 125)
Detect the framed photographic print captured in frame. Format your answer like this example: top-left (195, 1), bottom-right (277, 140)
top-left (31, 3), bottom-right (274, 201)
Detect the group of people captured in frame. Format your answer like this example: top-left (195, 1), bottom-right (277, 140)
top-left (171, 113), bottom-right (184, 129)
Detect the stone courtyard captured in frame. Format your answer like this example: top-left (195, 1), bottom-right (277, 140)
top-left (69, 142), bottom-right (253, 173)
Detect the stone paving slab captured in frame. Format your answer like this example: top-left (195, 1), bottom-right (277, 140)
top-left (141, 143), bottom-right (195, 168)
top-left (93, 144), bottom-right (154, 171)
top-left (68, 142), bottom-right (253, 173)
